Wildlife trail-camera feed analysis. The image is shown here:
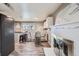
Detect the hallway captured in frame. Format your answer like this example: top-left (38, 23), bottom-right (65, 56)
top-left (9, 42), bottom-right (50, 56)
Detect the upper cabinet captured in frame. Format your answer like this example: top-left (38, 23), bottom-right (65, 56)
top-left (55, 4), bottom-right (79, 25)
top-left (44, 17), bottom-right (53, 29)
top-left (14, 22), bottom-right (21, 33)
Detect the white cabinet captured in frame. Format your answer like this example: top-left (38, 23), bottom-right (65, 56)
top-left (44, 20), bottom-right (48, 29)
top-left (47, 29), bottom-right (51, 45)
top-left (44, 17), bottom-right (53, 29)
top-left (43, 17), bottom-right (53, 46)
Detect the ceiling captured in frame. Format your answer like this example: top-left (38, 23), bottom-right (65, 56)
top-left (0, 3), bottom-right (61, 21)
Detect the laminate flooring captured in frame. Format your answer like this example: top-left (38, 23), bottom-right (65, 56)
top-left (9, 42), bottom-right (50, 56)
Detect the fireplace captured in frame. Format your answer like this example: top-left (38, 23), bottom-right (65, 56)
top-left (63, 39), bottom-right (74, 56)
top-left (53, 37), bottom-right (74, 56)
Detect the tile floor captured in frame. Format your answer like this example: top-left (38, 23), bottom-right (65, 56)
top-left (9, 42), bottom-right (50, 56)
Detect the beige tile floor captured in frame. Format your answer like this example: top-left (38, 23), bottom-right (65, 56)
top-left (9, 42), bottom-right (50, 56)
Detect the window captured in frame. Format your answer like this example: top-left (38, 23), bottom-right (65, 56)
top-left (21, 23), bottom-right (33, 31)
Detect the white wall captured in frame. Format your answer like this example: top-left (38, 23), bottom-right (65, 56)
top-left (55, 3), bottom-right (79, 25)
top-left (53, 4), bottom-right (79, 56)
